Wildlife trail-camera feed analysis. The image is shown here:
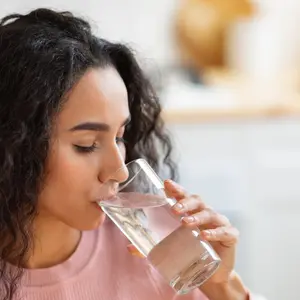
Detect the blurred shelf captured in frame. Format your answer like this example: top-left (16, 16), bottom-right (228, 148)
top-left (160, 72), bottom-right (300, 123)
top-left (162, 102), bottom-right (300, 123)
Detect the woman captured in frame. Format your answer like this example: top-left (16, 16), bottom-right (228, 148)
top-left (0, 8), bottom-right (261, 300)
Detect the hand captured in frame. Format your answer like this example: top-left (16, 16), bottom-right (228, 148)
top-left (127, 179), bottom-right (239, 285)
top-left (165, 179), bottom-right (239, 285)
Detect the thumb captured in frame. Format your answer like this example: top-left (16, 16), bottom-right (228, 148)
top-left (164, 179), bottom-right (187, 200)
top-left (127, 244), bottom-right (145, 258)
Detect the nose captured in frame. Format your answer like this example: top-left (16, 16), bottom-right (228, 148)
top-left (98, 143), bottom-right (129, 184)
top-left (108, 160), bottom-right (129, 184)
top-left (112, 164), bottom-right (129, 184)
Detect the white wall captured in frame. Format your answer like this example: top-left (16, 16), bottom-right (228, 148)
top-left (0, 0), bottom-right (179, 67)
top-left (168, 118), bottom-right (300, 300)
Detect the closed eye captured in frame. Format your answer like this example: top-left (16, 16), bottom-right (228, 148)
top-left (73, 137), bottom-right (126, 154)
top-left (73, 143), bottom-right (98, 153)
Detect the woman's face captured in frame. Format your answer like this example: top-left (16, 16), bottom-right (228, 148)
top-left (38, 67), bottom-right (130, 230)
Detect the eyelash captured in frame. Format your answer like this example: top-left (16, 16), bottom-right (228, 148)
top-left (74, 137), bottom-right (126, 154)
top-left (74, 143), bottom-right (98, 153)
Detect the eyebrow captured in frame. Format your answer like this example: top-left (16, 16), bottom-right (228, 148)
top-left (69, 116), bottom-right (131, 132)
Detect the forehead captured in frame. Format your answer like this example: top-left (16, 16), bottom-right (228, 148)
top-left (57, 67), bottom-right (129, 130)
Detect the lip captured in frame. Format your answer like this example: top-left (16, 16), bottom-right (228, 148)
top-left (94, 184), bottom-right (119, 202)
top-left (96, 193), bottom-right (116, 200)
top-left (92, 201), bottom-right (103, 211)
top-left (94, 193), bottom-right (117, 204)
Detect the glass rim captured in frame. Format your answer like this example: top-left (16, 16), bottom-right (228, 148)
top-left (117, 158), bottom-right (164, 192)
top-left (118, 161), bottom-right (142, 192)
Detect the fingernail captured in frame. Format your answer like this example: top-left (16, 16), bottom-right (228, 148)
top-left (166, 180), bottom-right (181, 190)
top-left (182, 216), bottom-right (195, 223)
top-left (172, 202), bottom-right (184, 212)
top-left (131, 251), bottom-right (145, 258)
top-left (166, 179), bottom-right (176, 186)
top-left (201, 230), bottom-right (211, 238)
top-left (127, 245), bottom-right (144, 258)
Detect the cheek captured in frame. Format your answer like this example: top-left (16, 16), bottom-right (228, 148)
top-left (42, 145), bottom-right (98, 201)
top-left (38, 145), bottom-right (105, 230)
top-left (59, 153), bottom-right (88, 180)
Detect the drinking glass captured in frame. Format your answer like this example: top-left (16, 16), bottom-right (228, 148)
top-left (99, 159), bottom-right (221, 295)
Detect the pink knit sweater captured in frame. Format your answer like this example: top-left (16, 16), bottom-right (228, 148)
top-left (16, 218), bottom-right (209, 300)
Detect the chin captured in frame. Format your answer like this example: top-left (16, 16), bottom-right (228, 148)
top-left (87, 214), bottom-right (107, 231)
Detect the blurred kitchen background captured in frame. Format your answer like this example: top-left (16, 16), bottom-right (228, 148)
top-left (2, 1), bottom-right (300, 299)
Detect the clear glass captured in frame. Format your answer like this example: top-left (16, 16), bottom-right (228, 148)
top-left (98, 159), bottom-right (221, 295)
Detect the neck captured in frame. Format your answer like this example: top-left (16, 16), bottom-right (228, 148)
top-left (26, 213), bottom-right (81, 269)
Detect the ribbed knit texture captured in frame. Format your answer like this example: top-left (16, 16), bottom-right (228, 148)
top-left (15, 218), bottom-right (207, 300)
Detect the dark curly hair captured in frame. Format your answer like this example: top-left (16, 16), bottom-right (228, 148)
top-left (0, 8), bottom-right (177, 300)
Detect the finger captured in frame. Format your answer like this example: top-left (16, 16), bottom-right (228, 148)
top-left (127, 244), bottom-right (145, 258)
top-left (201, 226), bottom-right (239, 247)
top-left (172, 194), bottom-right (206, 214)
top-left (182, 209), bottom-right (230, 227)
top-left (164, 180), bottom-right (188, 200)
